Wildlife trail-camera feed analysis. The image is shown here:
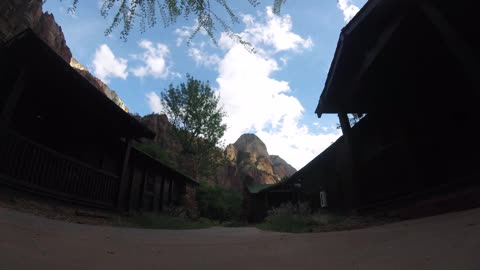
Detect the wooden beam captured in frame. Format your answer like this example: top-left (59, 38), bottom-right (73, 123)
top-left (128, 165), bottom-right (143, 212)
top-left (352, 16), bottom-right (403, 95)
top-left (168, 178), bottom-right (173, 205)
top-left (117, 138), bottom-right (132, 212)
top-left (337, 113), bottom-right (359, 210)
top-left (1, 67), bottom-right (29, 126)
top-left (420, 1), bottom-right (480, 93)
top-left (159, 175), bottom-right (165, 211)
top-left (338, 113), bottom-right (351, 136)
top-left (153, 174), bottom-right (162, 213)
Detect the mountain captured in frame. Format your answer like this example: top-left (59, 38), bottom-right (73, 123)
top-left (138, 114), bottom-right (297, 190)
top-left (223, 134), bottom-right (297, 187)
top-left (0, 0), bottom-right (129, 112)
top-left (70, 58), bottom-right (129, 112)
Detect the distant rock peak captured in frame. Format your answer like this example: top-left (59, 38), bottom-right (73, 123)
top-left (226, 133), bottom-right (297, 185)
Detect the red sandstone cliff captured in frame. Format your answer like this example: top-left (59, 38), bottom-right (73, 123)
top-left (138, 114), bottom-right (297, 190)
top-left (0, 0), bottom-right (129, 112)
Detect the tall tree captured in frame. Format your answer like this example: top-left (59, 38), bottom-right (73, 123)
top-left (160, 74), bottom-right (226, 179)
top-left (62, 0), bottom-right (286, 46)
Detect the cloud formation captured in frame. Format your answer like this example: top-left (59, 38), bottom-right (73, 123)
top-left (189, 46), bottom-right (221, 67)
top-left (241, 7), bottom-right (313, 52)
top-left (92, 44), bottom-right (128, 83)
top-left (146, 91), bottom-right (163, 113)
top-left (132, 40), bottom-right (172, 79)
top-left (337, 0), bottom-right (360, 23)
top-left (212, 7), bottom-right (340, 169)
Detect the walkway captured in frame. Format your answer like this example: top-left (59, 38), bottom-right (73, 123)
top-left (1, 207), bottom-right (479, 269)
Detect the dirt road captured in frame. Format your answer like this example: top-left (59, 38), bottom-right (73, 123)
top-left (1, 207), bottom-right (479, 270)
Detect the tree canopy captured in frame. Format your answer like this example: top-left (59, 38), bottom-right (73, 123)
top-left (62, 0), bottom-right (286, 46)
top-left (160, 74), bottom-right (226, 179)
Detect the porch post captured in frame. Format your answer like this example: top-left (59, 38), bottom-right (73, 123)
top-left (153, 174), bottom-right (162, 213)
top-left (338, 113), bottom-right (359, 210)
top-left (1, 67), bottom-right (29, 127)
top-left (117, 138), bottom-right (132, 212)
top-left (168, 178), bottom-right (173, 205)
top-left (159, 175), bottom-right (165, 211)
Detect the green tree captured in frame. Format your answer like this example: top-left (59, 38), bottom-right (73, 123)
top-left (62, 0), bottom-right (286, 46)
top-left (196, 181), bottom-right (242, 222)
top-left (160, 74), bottom-right (226, 179)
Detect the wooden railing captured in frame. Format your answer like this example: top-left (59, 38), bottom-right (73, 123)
top-left (0, 128), bottom-right (119, 209)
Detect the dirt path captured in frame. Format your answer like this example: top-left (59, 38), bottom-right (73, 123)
top-left (1, 206), bottom-right (479, 270)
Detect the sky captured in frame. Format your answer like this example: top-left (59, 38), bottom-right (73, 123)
top-left (43, 0), bottom-right (367, 170)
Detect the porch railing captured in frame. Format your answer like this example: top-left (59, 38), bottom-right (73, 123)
top-left (0, 128), bottom-right (120, 209)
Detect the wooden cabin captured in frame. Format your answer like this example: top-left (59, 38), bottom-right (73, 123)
top-left (250, 0), bottom-right (480, 219)
top-left (0, 30), bottom-right (198, 212)
top-left (313, 0), bottom-right (480, 212)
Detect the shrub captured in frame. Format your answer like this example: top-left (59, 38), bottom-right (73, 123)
top-left (117, 213), bottom-right (213, 229)
top-left (257, 202), bottom-right (317, 233)
top-left (135, 143), bottom-right (177, 168)
top-left (196, 181), bottom-right (242, 222)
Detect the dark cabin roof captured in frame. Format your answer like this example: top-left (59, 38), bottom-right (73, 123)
top-left (315, 0), bottom-right (479, 117)
top-left (131, 147), bottom-right (199, 186)
top-left (2, 29), bottom-right (155, 139)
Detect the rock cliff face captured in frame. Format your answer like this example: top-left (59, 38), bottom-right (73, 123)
top-left (0, 0), bottom-right (129, 112)
top-left (224, 134), bottom-right (297, 187)
top-left (70, 58), bottom-right (129, 112)
top-left (138, 114), bottom-right (297, 190)
top-left (271, 155), bottom-right (297, 180)
top-left (0, 0), bottom-right (71, 61)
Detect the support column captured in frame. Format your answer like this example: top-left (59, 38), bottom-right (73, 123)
top-left (128, 165), bottom-right (144, 213)
top-left (159, 176), bottom-right (165, 211)
top-left (1, 67), bottom-right (29, 127)
top-left (168, 178), bottom-right (173, 205)
top-left (153, 174), bottom-right (162, 213)
top-left (117, 138), bottom-right (132, 212)
top-left (338, 113), bottom-right (359, 210)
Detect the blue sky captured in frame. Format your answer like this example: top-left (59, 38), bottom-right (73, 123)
top-left (43, 0), bottom-right (367, 170)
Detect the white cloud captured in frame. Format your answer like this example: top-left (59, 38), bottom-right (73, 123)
top-left (146, 92), bottom-right (163, 113)
top-left (241, 6), bottom-right (313, 52)
top-left (337, 0), bottom-right (360, 23)
top-left (92, 44), bottom-right (128, 83)
top-left (256, 129), bottom-right (341, 170)
top-left (189, 47), bottom-right (221, 67)
top-left (132, 40), bottom-right (172, 79)
top-left (214, 7), bottom-right (339, 170)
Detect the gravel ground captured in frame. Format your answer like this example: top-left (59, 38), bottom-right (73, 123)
top-left (1, 205), bottom-right (480, 270)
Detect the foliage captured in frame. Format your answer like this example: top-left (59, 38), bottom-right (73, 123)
top-left (196, 181), bottom-right (242, 222)
top-left (135, 142), bottom-right (177, 168)
top-left (257, 202), bottom-right (317, 233)
top-left (160, 74), bottom-right (226, 179)
top-left (120, 212), bottom-right (213, 229)
top-left (277, 176), bottom-right (289, 183)
top-left (336, 113), bottom-right (366, 129)
top-left (59, 0), bottom-right (286, 47)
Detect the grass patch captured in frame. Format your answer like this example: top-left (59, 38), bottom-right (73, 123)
top-left (257, 214), bottom-right (317, 233)
top-left (222, 220), bottom-right (249, 227)
top-left (257, 202), bottom-right (318, 233)
top-left (116, 213), bottom-right (214, 230)
top-left (256, 203), bottom-right (387, 233)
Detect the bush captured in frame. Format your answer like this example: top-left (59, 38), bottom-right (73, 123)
top-left (117, 213), bottom-right (213, 229)
top-left (196, 181), bottom-right (242, 222)
top-left (135, 143), bottom-right (177, 168)
top-left (257, 202), bottom-right (317, 233)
